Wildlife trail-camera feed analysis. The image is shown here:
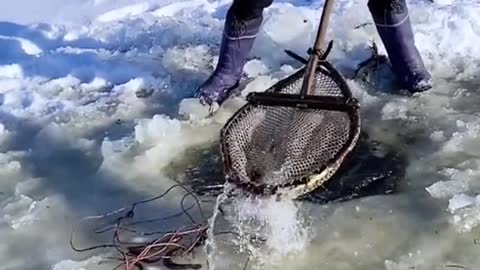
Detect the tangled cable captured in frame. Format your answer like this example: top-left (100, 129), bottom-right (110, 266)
top-left (70, 184), bottom-right (212, 270)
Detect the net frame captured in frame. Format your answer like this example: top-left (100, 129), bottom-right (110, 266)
top-left (220, 60), bottom-right (361, 199)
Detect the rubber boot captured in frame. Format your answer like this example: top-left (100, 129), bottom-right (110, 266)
top-left (196, 9), bottom-right (263, 106)
top-left (368, 0), bottom-right (432, 93)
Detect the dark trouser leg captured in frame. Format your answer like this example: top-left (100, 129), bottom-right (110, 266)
top-left (196, 0), bottom-right (273, 106)
top-left (368, 0), bottom-right (432, 93)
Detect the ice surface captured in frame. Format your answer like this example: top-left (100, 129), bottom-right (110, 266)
top-left (240, 75), bottom-right (278, 96)
top-left (449, 194), bottom-right (475, 213)
top-left (96, 3), bottom-right (153, 22)
top-left (51, 256), bottom-right (106, 270)
top-left (1, 0), bottom-right (480, 269)
top-left (244, 59), bottom-right (270, 78)
top-left (178, 98), bottom-right (213, 120)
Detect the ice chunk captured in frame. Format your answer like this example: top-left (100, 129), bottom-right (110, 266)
top-left (162, 45), bottom-right (212, 73)
top-left (52, 256), bottom-right (104, 270)
top-left (381, 101), bottom-right (408, 120)
top-left (430, 130), bottom-right (446, 142)
top-left (80, 77), bottom-right (110, 92)
top-left (96, 3), bottom-right (151, 22)
top-left (0, 64), bottom-right (24, 79)
top-left (450, 206), bottom-right (480, 233)
top-left (0, 36), bottom-right (42, 56)
top-left (178, 98), bottom-right (213, 120)
top-left (244, 59), bottom-right (270, 78)
top-left (152, 0), bottom-right (214, 17)
top-left (16, 37), bottom-right (42, 55)
top-left (3, 195), bottom-right (33, 217)
top-left (0, 123), bottom-right (10, 145)
top-left (134, 114), bottom-right (182, 147)
top-left (448, 194), bottom-right (475, 213)
top-left (280, 64), bottom-right (296, 74)
top-left (426, 180), bottom-right (469, 199)
top-left (262, 6), bottom-right (314, 52)
top-left (241, 75), bottom-right (278, 96)
top-left (3, 195), bottom-right (66, 230)
top-left (436, 0), bottom-right (454, 5)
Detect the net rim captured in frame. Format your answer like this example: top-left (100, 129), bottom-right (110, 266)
top-left (219, 60), bottom-right (361, 197)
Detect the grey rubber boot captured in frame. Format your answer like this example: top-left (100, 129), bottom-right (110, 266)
top-left (368, 0), bottom-right (432, 93)
top-left (196, 9), bottom-right (263, 106)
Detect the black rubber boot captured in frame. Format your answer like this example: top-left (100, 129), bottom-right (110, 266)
top-left (368, 0), bottom-right (432, 93)
top-left (195, 7), bottom-right (263, 106)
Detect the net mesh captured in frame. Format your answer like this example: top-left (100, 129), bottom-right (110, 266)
top-left (222, 64), bottom-right (359, 193)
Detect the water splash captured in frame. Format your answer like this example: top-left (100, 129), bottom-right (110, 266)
top-left (205, 183), bottom-right (312, 269)
top-left (229, 195), bottom-right (311, 268)
top-left (204, 183), bottom-right (234, 270)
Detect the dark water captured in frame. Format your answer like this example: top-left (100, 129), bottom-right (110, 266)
top-left (166, 131), bottom-right (407, 205)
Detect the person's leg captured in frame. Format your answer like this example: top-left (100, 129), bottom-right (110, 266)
top-left (368, 0), bottom-right (432, 93)
top-left (196, 0), bottom-right (273, 106)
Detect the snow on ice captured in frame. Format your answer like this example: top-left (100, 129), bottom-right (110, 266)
top-left (1, 0), bottom-right (480, 269)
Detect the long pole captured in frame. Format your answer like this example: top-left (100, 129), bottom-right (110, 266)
top-left (300, 0), bottom-right (335, 97)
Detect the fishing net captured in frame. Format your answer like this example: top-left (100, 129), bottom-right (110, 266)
top-left (220, 61), bottom-right (361, 198)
